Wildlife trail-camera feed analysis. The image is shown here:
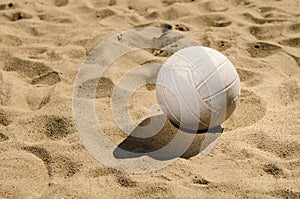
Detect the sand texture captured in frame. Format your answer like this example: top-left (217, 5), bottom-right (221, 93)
top-left (0, 0), bottom-right (300, 198)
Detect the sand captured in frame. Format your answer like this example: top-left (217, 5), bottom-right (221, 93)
top-left (0, 0), bottom-right (299, 198)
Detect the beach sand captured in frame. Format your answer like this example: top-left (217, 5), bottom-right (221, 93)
top-left (0, 0), bottom-right (299, 198)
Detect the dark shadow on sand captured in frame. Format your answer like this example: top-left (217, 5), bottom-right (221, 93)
top-left (113, 115), bottom-right (223, 160)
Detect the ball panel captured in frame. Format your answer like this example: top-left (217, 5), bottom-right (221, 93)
top-left (157, 84), bottom-right (209, 129)
top-left (201, 77), bottom-right (240, 126)
top-left (202, 77), bottom-right (240, 102)
top-left (196, 60), bottom-right (238, 99)
top-left (202, 46), bottom-right (228, 67)
top-left (176, 47), bottom-right (226, 82)
top-left (195, 59), bottom-right (228, 92)
top-left (165, 53), bottom-right (205, 88)
top-left (156, 85), bottom-right (181, 125)
top-left (156, 46), bottom-right (241, 130)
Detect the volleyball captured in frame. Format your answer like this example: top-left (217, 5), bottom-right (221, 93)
top-left (156, 46), bottom-right (241, 130)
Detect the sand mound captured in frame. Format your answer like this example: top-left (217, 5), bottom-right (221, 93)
top-left (0, 0), bottom-right (299, 198)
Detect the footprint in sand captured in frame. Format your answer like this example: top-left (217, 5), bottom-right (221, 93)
top-left (23, 145), bottom-right (80, 179)
top-left (288, 23), bottom-right (300, 33)
top-left (55, 0), bottom-right (68, 7)
top-left (269, 189), bottom-right (300, 199)
top-left (89, 0), bottom-right (116, 7)
top-left (18, 115), bottom-right (75, 142)
top-left (237, 68), bottom-right (262, 87)
top-left (4, 57), bottom-right (61, 85)
top-left (115, 174), bottom-right (137, 188)
top-left (25, 86), bottom-right (54, 110)
top-left (146, 10), bottom-right (160, 19)
top-left (279, 37), bottom-right (300, 48)
top-left (0, 2), bottom-right (14, 11)
top-left (193, 176), bottom-right (210, 186)
top-left (44, 116), bottom-right (74, 140)
top-left (0, 109), bottom-right (12, 127)
top-left (262, 163), bottom-right (284, 177)
top-left (0, 34), bottom-right (23, 47)
top-left (210, 40), bottom-right (232, 52)
top-left (249, 131), bottom-right (300, 160)
top-left (183, 14), bottom-right (232, 28)
top-left (161, 0), bottom-right (195, 6)
top-left (257, 7), bottom-right (279, 14)
top-left (23, 47), bottom-right (48, 59)
top-left (279, 77), bottom-right (300, 105)
top-left (4, 57), bottom-right (50, 78)
top-left (257, 6), bottom-right (293, 19)
top-left (160, 4), bottom-right (190, 20)
top-left (0, 132), bottom-right (9, 142)
top-left (22, 146), bottom-right (53, 175)
top-left (49, 155), bottom-right (80, 178)
top-left (128, 0), bottom-right (162, 13)
top-left (203, 1), bottom-right (229, 12)
top-left (249, 25), bottom-right (283, 40)
top-left (288, 54), bottom-right (300, 67)
top-left (175, 24), bottom-right (190, 32)
top-left (246, 42), bottom-right (282, 58)
top-left (243, 13), bottom-right (288, 25)
top-left (132, 22), bottom-right (172, 31)
top-left (96, 8), bottom-right (116, 19)
top-left (38, 13), bottom-right (73, 24)
top-left (134, 183), bottom-right (173, 198)
top-left (88, 167), bottom-right (119, 178)
top-left (31, 71), bottom-right (61, 85)
top-left (26, 146), bottom-right (80, 180)
top-left (0, 151), bottom-right (49, 198)
top-left (3, 11), bottom-right (32, 21)
top-left (78, 77), bottom-right (115, 99)
top-left (151, 31), bottom-right (197, 57)
top-left (108, 0), bottom-right (116, 6)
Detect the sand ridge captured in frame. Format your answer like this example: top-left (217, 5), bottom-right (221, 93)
top-left (0, 0), bottom-right (299, 198)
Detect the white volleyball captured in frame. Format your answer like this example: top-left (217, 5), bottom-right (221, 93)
top-left (156, 46), bottom-right (241, 130)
